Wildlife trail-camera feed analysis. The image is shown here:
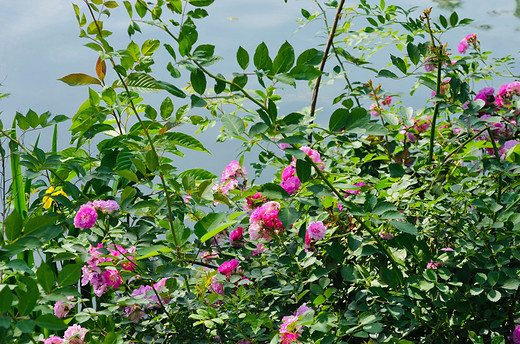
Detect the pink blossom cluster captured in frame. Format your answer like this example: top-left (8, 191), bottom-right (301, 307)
top-left (345, 182), bottom-right (367, 195)
top-left (81, 243), bottom-right (135, 296)
top-left (431, 78), bottom-right (451, 98)
top-left (426, 259), bottom-right (445, 269)
top-left (369, 96), bottom-right (392, 117)
top-left (279, 304), bottom-right (312, 344)
top-left (304, 221), bottom-right (327, 250)
top-left (41, 324), bottom-right (88, 344)
top-left (73, 200), bottom-right (120, 229)
top-left (53, 296), bottom-right (76, 319)
top-left (401, 116), bottom-right (431, 142)
top-left (249, 201), bottom-right (284, 241)
top-left (280, 146), bottom-right (324, 194)
top-left (495, 81), bottom-right (520, 107)
top-left (458, 33), bottom-right (477, 54)
top-left (218, 259), bottom-right (240, 275)
top-left (213, 161), bottom-right (247, 196)
top-left (243, 192), bottom-right (267, 213)
top-left (125, 278), bottom-right (171, 323)
top-left (230, 227), bottom-right (245, 247)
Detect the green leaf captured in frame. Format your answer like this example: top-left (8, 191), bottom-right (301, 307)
top-left (117, 169), bottom-right (138, 183)
top-left (17, 319), bottom-right (35, 333)
top-left (160, 97), bottom-right (174, 119)
top-left (194, 213), bottom-right (226, 239)
top-left (296, 159), bottom-right (311, 183)
top-left (178, 168), bottom-right (217, 182)
top-left (58, 73), bottom-right (102, 86)
top-left (272, 41), bottom-right (295, 74)
top-left (449, 11), bottom-right (459, 26)
top-left (16, 277), bottom-right (38, 316)
top-left (253, 42), bottom-right (272, 72)
top-left (145, 150), bottom-right (159, 171)
top-left (35, 314), bottom-right (67, 330)
top-left (389, 163), bottom-right (405, 177)
top-left (103, 332), bottom-right (124, 344)
top-left (390, 55), bottom-right (407, 74)
top-left (155, 80), bottom-right (186, 98)
top-left (236, 46), bottom-right (249, 70)
top-left (36, 263), bottom-right (56, 294)
top-left (487, 289), bottom-right (501, 302)
top-left (406, 43), bottom-right (420, 65)
top-left (58, 263), bottom-right (82, 287)
top-left (296, 48), bottom-right (324, 66)
top-left (136, 245), bottom-right (170, 260)
top-left (344, 107), bottom-right (370, 131)
top-left (0, 285), bottom-right (13, 313)
top-left (377, 69), bottom-right (399, 79)
top-left (324, 241), bottom-right (345, 263)
top-left (165, 132), bottom-right (209, 152)
top-left (278, 207), bottom-right (299, 229)
top-left (190, 68), bottom-right (206, 94)
top-left (221, 114), bottom-right (245, 136)
top-left (329, 108), bottom-right (348, 132)
top-left (189, 0), bottom-right (215, 6)
top-left (439, 15), bottom-right (448, 28)
top-left (135, 0), bottom-right (146, 17)
top-left (142, 39), bottom-right (160, 56)
top-left (249, 122), bottom-right (268, 137)
top-left (5, 209), bottom-right (22, 242)
top-left (389, 220), bottom-right (417, 235)
top-left (260, 183), bottom-right (290, 199)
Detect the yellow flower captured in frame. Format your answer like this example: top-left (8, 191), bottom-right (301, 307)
top-left (42, 186), bottom-right (68, 209)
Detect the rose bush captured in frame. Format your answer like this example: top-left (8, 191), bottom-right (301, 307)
top-left (1, 1), bottom-right (520, 343)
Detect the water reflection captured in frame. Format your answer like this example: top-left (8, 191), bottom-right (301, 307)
top-left (516, 0), bottom-right (520, 18)
top-left (432, 0), bottom-right (462, 10)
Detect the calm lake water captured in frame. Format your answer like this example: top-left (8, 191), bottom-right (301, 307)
top-left (0, 0), bottom-right (519, 175)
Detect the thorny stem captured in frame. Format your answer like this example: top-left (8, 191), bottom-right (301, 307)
top-left (309, 0), bottom-right (346, 121)
top-left (83, 0), bottom-right (182, 258)
top-left (486, 127), bottom-right (503, 205)
top-left (314, 0), bottom-right (361, 108)
top-left (302, 152), bottom-right (403, 281)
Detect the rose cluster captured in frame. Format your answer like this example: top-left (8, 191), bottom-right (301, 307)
top-left (81, 244), bottom-right (135, 296)
top-left (125, 278), bottom-right (171, 323)
top-left (73, 200), bottom-right (119, 229)
top-left (279, 304), bottom-right (312, 344)
top-left (213, 160), bottom-right (247, 196)
top-left (458, 33), bottom-right (477, 54)
top-left (248, 201), bottom-right (284, 241)
top-left (280, 146), bottom-right (324, 195)
top-left (41, 324), bottom-right (88, 344)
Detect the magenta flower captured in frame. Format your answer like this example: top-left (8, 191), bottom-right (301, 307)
top-left (441, 247), bottom-right (454, 252)
top-left (280, 176), bottom-right (301, 195)
top-left (218, 259), bottom-right (239, 275)
top-left (230, 227), bottom-right (245, 247)
top-left (308, 221), bottom-right (327, 241)
top-left (282, 165), bottom-right (296, 181)
top-left (93, 200), bottom-right (120, 214)
top-left (63, 324), bottom-right (88, 344)
top-left (381, 96), bottom-right (392, 106)
top-left (457, 39), bottom-right (468, 53)
top-left (369, 103), bottom-right (381, 117)
top-left (104, 269), bottom-right (122, 289)
top-left (280, 143), bottom-right (291, 150)
top-left (345, 182), bottom-right (367, 195)
top-left (41, 336), bottom-right (64, 344)
top-left (53, 297), bottom-right (75, 319)
top-left (210, 278), bottom-right (224, 295)
top-left (474, 87), bottom-right (495, 105)
top-left (74, 202), bottom-right (98, 229)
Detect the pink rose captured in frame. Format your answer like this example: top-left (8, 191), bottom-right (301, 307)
top-left (218, 259), bottom-right (239, 275)
top-left (308, 221), bottom-right (327, 241)
top-left (74, 202), bottom-right (98, 229)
